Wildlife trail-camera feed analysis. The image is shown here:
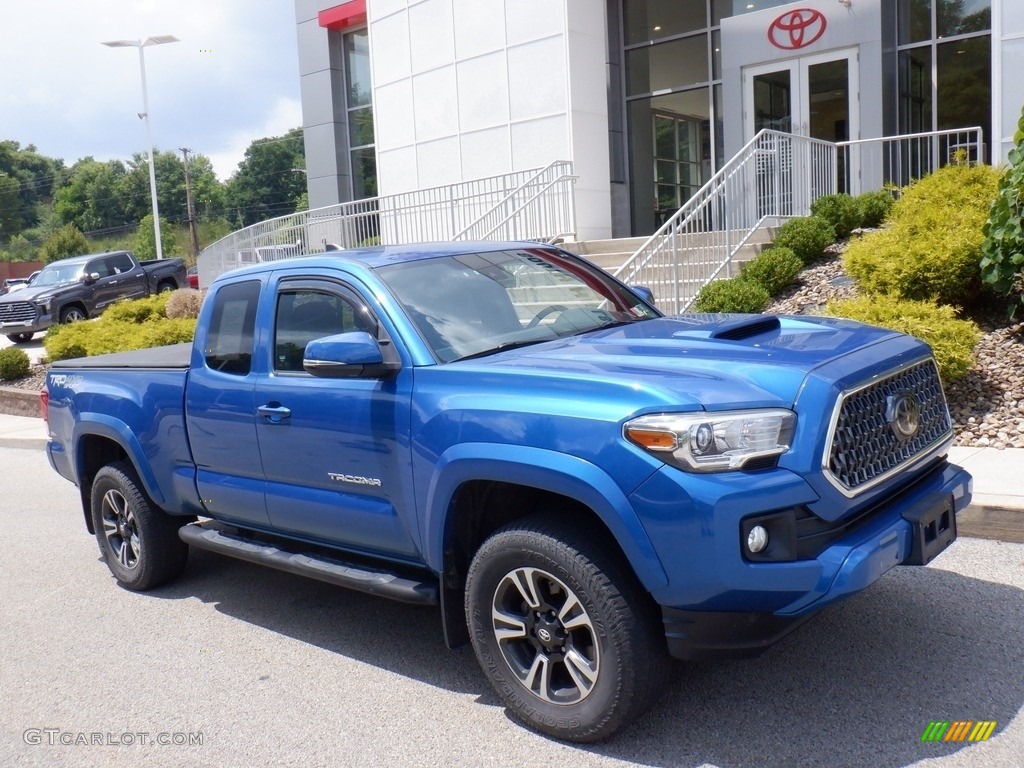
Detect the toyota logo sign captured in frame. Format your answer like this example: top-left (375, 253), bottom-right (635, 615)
top-left (768, 8), bottom-right (827, 50)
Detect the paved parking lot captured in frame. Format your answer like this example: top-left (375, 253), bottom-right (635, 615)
top-left (1, 445), bottom-right (1021, 768)
top-left (0, 331), bottom-right (46, 364)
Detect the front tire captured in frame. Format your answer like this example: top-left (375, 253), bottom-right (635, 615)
top-left (465, 515), bottom-right (667, 742)
top-left (59, 305), bottom-right (86, 324)
top-left (6, 332), bottom-right (33, 343)
top-left (90, 461), bottom-right (190, 590)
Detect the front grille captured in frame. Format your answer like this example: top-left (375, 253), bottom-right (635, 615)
top-left (825, 358), bottom-right (951, 494)
top-left (0, 301), bottom-right (36, 323)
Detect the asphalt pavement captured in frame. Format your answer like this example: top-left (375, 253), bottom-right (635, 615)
top-left (0, 446), bottom-right (1020, 768)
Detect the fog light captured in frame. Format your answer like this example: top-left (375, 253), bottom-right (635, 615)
top-left (747, 525), bottom-right (769, 554)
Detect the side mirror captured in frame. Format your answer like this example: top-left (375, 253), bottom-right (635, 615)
top-left (631, 285), bottom-right (655, 307)
top-left (81, 272), bottom-right (100, 284)
top-left (303, 331), bottom-right (400, 379)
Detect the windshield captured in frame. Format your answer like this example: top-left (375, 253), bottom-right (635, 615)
top-left (32, 263), bottom-right (85, 287)
top-left (376, 247), bottom-right (660, 362)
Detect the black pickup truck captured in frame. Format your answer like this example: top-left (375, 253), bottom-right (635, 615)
top-left (0, 250), bottom-right (187, 343)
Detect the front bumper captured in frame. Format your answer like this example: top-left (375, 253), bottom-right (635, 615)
top-left (629, 458), bottom-right (971, 660)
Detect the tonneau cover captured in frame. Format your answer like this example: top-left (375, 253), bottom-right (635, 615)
top-left (50, 342), bottom-right (192, 369)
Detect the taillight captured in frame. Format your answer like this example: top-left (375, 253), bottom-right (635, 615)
top-left (39, 387), bottom-right (49, 425)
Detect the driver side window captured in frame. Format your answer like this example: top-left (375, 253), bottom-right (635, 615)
top-left (274, 289), bottom-right (369, 372)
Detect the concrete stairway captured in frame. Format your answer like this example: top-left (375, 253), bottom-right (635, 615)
top-left (562, 227), bottom-right (777, 276)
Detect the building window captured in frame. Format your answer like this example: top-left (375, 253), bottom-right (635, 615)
top-left (344, 28), bottom-right (376, 199)
top-left (894, 0), bottom-right (991, 159)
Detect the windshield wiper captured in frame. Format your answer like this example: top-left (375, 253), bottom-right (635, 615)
top-left (454, 338), bottom-right (550, 362)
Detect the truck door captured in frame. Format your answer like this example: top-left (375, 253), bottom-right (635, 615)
top-left (253, 277), bottom-right (419, 559)
top-left (185, 279), bottom-right (271, 528)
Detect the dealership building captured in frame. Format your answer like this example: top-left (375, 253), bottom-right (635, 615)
top-left (293, 0), bottom-right (1022, 241)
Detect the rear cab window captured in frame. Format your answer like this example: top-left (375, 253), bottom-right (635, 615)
top-left (203, 280), bottom-right (261, 375)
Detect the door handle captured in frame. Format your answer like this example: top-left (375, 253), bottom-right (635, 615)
top-left (258, 404), bottom-right (292, 422)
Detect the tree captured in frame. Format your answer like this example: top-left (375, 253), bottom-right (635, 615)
top-left (53, 158), bottom-right (130, 233)
top-left (133, 214), bottom-right (179, 261)
top-left (0, 173), bottom-right (20, 238)
top-left (225, 128), bottom-right (306, 226)
top-left (39, 224), bottom-right (89, 264)
top-left (0, 140), bottom-right (66, 242)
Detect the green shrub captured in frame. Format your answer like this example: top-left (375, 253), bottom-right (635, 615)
top-left (772, 215), bottom-right (836, 263)
top-left (825, 296), bottom-right (980, 381)
top-left (692, 278), bottom-right (770, 313)
top-left (843, 163), bottom-right (1000, 307)
top-left (810, 194), bottom-right (861, 239)
top-left (0, 347), bottom-right (30, 381)
top-left (855, 189), bottom-right (895, 228)
top-left (44, 317), bottom-right (197, 361)
top-left (103, 292), bottom-right (172, 323)
top-left (165, 288), bottom-right (203, 319)
top-left (740, 246), bottom-right (803, 295)
top-left (981, 106), bottom-right (1024, 317)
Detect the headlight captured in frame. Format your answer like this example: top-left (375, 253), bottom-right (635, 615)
top-left (624, 409), bottom-right (796, 472)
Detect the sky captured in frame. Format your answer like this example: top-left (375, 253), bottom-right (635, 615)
top-left (0, 1), bottom-right (303, 180)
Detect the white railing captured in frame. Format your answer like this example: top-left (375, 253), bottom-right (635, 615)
top-left (614, 126), bottom-right (984, 314)
top-left (614, 130), bottom-right (837, 314)
top-left (837, 127), bottom-right (983, 195)
top-left (198, 162), bottom-right (576, 286)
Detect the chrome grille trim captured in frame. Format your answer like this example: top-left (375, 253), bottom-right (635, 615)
top-left (822, 358), bottom-right (953, 498)
top-left (0, 301), bottom-right (36, 323)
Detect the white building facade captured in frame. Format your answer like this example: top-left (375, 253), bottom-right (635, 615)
top-left (295, 0), bottom-right (1024, 240)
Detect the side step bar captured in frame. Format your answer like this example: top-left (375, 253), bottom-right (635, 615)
top-left (178, 523), bottom-right (439, 606)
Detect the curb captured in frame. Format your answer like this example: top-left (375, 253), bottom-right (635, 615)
top-left (0, 385), bottom-right (43, 418)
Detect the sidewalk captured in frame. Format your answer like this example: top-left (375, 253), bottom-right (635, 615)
top-left (1, 413), bottom-right (1020, 542)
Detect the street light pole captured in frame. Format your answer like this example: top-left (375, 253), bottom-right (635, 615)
top-left (101, 35), bottom-right (179, 260)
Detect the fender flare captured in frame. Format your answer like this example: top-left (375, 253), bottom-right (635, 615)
top-left (72, 414), bottom-right (166, 505)
top-left (422, 443), bottom-right (668, 591)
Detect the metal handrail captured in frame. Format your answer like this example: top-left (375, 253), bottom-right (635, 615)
top-left (198, 163), bottom-right (577, 286)
top-left (614, 130), bottom-right (837, 313)
top-left (614, 126), bottom-right (983, 314)
top-left (453, 161), bottom-right (576, 240)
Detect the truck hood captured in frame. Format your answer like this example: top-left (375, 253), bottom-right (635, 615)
top-left (453, 314), bottom-right (908, 411)
top-left (0, 281), bottom-right (73, 303)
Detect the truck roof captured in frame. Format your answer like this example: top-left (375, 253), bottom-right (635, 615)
top-left (213, 241), bottom-right (550, 281)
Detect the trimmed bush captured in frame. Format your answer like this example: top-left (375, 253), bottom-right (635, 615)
top-left (740, 246), bottom-right (803, 295)
top-left (0, 347), bottom-right (31, 381)
top-left (843, 163), bottom-right (1000, 307)
top-left (166, 288), bottom-right (203, 319)
top-left (855, 189), bottom-right (895, 229)
top-left (692, 278), bottom-right (771, 313)
top-left (772, 215), bottom-right (836, 263)
top-left (825, 296), bottom-right (980, 381)
top-left (810, 194), bottom-right (860, 239)
top-left (44, 317), bottom-right (197, 362)
top-left (103, 292), bottom-right (172, 323)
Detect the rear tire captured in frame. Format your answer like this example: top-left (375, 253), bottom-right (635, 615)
top-left (157, 281), bottom-right (176, 293)
top-left (465, 515), bottom-right (668, 742)
top-left (90, 461), bottom-right (190, 591)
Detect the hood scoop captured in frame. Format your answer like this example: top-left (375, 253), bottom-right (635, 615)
top-left (707, 315), bottom-right (781, 341)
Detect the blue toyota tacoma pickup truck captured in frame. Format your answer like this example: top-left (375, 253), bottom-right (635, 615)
top-left (44, 241), bottom-right (971, 741)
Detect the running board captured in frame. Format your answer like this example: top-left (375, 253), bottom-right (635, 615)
top-left (178, 523), bottom-right (439, 606)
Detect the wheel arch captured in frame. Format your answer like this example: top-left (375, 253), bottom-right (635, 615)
top-left (424, 445), bottom-right (668, 646)
top-left (72, 420), bottom-right (164, 533)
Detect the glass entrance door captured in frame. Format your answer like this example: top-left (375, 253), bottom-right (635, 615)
top-left (743, 49), bottom-right (857, 211)
top-left (743, 49), bottom-right (857, 143)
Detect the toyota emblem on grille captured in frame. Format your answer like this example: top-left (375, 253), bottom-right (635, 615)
top-left (886, 393), bottom-right (921, 440)
top-left (768, 8), bottom-right (827, 50)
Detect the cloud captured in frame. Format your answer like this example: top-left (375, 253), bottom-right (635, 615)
top-left (0, 0), bottom-right (300, 173)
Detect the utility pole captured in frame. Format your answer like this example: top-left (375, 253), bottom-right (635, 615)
top-left (179, 146), bottom-right (201, 261)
